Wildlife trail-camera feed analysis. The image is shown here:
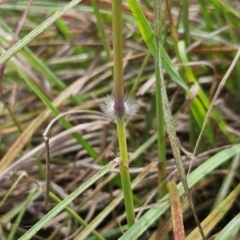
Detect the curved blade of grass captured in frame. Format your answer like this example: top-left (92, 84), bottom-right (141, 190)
top-left (126, 0), bottom-right (189, 91)
top-left (178, 41), bottom-right (214, 145)
top-left (168, 182), bottom-right (185, 240)
top-left (8, 189), bottom-right (37, 240)
top-left (48, 191), bottom-right (104, 240)
top-left (0, 13), bottom-right (81, 106)
top-left (0, 191), bottom-right (41, 227)
top-left (178, 41), bottom-right (237, 144)
top-left (0, 59), bottom-right (97, 171)
top-left (186, 183), bottom-right (240, 240)
top-left (126, 0), bottom-right (237, 146)
top-left (212, 152), bottom-right (240, 209)
top-left (118, 144), bottom-right (240, 240)
top-left (0, 0), bottom-right (83, 66)
top-left (1, 61), bottom-right (97, 164)
top-left (0, 172), bottom-right (25, 209)
top-left (74, 162), bottom-right (156, 240)
top-left (18, 159), bottom-right (119, 240)
top-left (214, 213), bottom-right (240, 240)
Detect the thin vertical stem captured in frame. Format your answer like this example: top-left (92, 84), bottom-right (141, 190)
top-left (153, 0), bottom-right (166, 197)
top-left (112, 0), bottom-right (135, 227)
top-left (112, 0), bottom-right (125, 116)
top-left (183, 0), bottom-right (190, 46)
top-left (117, 119), bottom-right (135, 226)
top-left (91, 0), bottom-right (112, 62)
top-left (117, 120), bottom-right (129, 166)
top-left (43, 135), bottom-right (51, 209)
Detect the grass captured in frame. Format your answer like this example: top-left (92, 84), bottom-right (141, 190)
top-left (0, 0), bottom-right (240, 239)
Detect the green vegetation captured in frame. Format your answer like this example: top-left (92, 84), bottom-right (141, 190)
top-left (0, 0), bottom-right (240, 239)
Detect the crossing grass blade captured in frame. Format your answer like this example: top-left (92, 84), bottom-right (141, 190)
top-left (186, 183), bottom-right (240, 240)
top-left (0, 0), bottom-right (83, 66)
top-left (214, 213), bottom-right (240, 240)
top-left (119, 144), bottom-right (240, 239)
top-left (127, 0), bottom-right (189, 91)
top-left (18, 159), bottom-right (119, 240)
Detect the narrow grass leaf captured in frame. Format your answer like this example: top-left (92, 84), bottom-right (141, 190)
top-left (74, 162), bottom-right (156, 240)
top-left (190, 98), bottom-right (214, 145)
top-left (48, 191), bottom-right (104, 240)
top-left (214, 213), bottom-right (240, 240)
top-left (178, 41), bottom-right (214, 145)
top-left (126, 0), bottom-right (189, 91)
top-left (8, 189), bottom-right (37, 240)
top-left (178, 41), bottom-right (237, 144)
top-left (186, 183), bottom-right (240, 240)
top-left (11, 61), bottom-right (97, 157)
top-left (118, 144), bottom-right (240, 240)
top-left (0, 191), bottom-right (41, 232)
top-left (0, 172), bottom-right (25, 209)
top-left (0, 60), bottom-right (97, 171)
top-left (18, 160), bottom-right (118, 240)
top-left (212, 152), bottom-right (240, 209)
top-left (0, 0), bottom-right (83, 66)
top-left (91, 0), bottom-right (112, 62)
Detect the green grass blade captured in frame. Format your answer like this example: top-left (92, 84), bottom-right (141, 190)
top-left (190, 98), bottom-right (214, 145)
top-left (74, 162), bottom-right (155, 239)
top-left (0, 172), bottom-right (25, 209)
top-left (10, 61), bottom-right (98, 159)
top-left (0, 191), bottom-right (42, 226)
top-left (214, 213), bottom-right (240, 240)
top-left (7, 189), bottom-right (37, 240)
top-left (91, 0), bottom-right (112, 62)
top-left (0, 0), bottom-right (83, 66)
top-left (54, 14), bottom-right (83, 54)
top-left (126, 0), bottom-right (189, 91)
top-left (178, 41), bottom-right (237, 144)
top-left (119, 144), bottom-right (240, 239)
top-left (18, 160), bottom-right (118, 240)
top-left (212, 152), bottom-right (240, 209)
top-left (186, 183), bottom-right (240, 239)
top-left (198, 0), bottom-right (214, 31)
top-left (48, 191), bottom-right (104, 240)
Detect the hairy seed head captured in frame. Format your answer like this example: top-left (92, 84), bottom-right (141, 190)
top-left (100, 95), bottom-right (139, 120)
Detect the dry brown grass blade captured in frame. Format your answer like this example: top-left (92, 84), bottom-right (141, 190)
top-left (0, 111), bottom-right (50, 171)
top-left (168, 181), bottom-right (185, 240)
top-left (0, 49), bottom-right (118, 171)
top-left (42, 110), bottom-right (102, 208)
top-left (0, 74), bottom-right (90, 171)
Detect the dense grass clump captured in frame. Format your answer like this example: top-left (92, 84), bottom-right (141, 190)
top-left (0, 1), bottom-right (240, 239)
